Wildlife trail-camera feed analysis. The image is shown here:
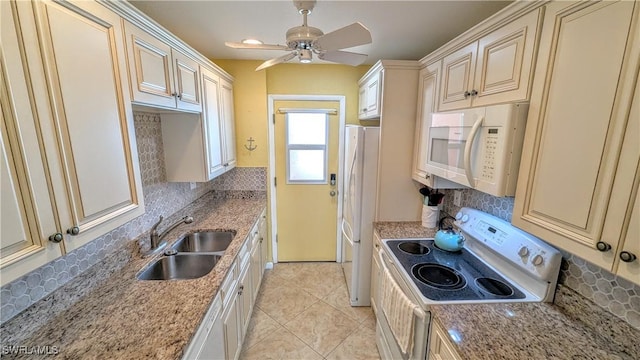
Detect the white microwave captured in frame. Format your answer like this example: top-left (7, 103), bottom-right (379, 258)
top-left (425, 104), bottom-right (528, 197)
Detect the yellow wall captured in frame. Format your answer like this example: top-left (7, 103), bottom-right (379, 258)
top-left (213, 60), bottom-right (370, 167)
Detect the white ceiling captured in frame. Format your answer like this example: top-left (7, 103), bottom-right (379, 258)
top-left (130, 0), bottom-right (513, 65)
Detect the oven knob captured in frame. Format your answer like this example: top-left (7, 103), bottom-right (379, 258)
top-left (455, 212), bottom-right (463, 220)
top-left (460, 214), bottom-right (469, 223)
top-left (518, 246), bottom-right (530, 257)
top-left (532, 254), bottom-right (544, 266)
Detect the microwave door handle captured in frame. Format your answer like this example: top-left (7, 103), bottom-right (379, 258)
top-left (463, 116), bottom-right (484, 188)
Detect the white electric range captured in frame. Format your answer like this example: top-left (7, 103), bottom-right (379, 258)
top-left (375, 207), bottom-right (562, 360)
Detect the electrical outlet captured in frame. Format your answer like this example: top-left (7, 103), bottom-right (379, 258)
top-left (453, 190), bottom-right (463, 207)
top-left (189, 182), bottom-right (197, 190)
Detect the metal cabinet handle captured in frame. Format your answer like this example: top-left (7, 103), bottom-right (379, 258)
top-left (470, 89), bottom-right (478, 96)
top-left (596, 241), bottom-right (611, 252)
top-left (67, 226), bottom-right (80, 236)
top-left (48, 233), bottom-right (64, 243)
top-left (620, 251), bottom-right (637, 263)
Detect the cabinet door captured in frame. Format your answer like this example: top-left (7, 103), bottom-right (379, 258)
top-left (259, 213), bottom-right (269, 267)
top-left (32, 0), bottom-right (145, 251)
top-left (250, 238), bottom-right (262, 300)
top-left (238, 262), bottom-right (252, 336)
top-left (220, 78), bottom-right (237, 169)
top-left (439, 42), bottom-right (477, 111)
top-left (513, 0), bottom-right (639, 269)
top-left (202, 68), bottom-right (225, 179)
top-left (123, 21), bottom-right (176, 109)
top-left (358, 86), bottom-right (367, 118)
top-left (473, 9), bottom-right (542, 107)
top-left (412, 62), bottom-right (440, 184)
top-left (365, 74), bottom-right (381, 118)
top-left (173, 49), bottom-right (202, 112)
top-left (370, 238), bottom-right (382, 315)
top-left (1, 0), bottom-right (64, 285)
top-left (429, 321), bottom-right (462, 360)
top-left (222, 295), bottom-right (240, 360)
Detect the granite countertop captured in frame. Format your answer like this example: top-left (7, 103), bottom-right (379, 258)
top-left (0, 191), bottom-right (266, 359)
top-left (374, 221), bottom-right (640, 360)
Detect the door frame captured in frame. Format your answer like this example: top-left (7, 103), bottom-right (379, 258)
top-left (268, 94), bottom-right (346, 264)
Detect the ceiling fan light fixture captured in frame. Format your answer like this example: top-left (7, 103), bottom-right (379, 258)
top-left (299, 49), bottom-right (312, 63)
top-left (241, 38), bottom-right (263, 45)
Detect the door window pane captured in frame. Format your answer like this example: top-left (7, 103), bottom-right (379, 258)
top-left (287, 113), bottom-right (326, 145)
top-left (289, 150), bottom-right (325, 181)
top-left (286, 112), bottom-right (328, 183)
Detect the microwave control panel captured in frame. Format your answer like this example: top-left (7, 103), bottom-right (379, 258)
top-left (481, 128), bottom-right (500, 182)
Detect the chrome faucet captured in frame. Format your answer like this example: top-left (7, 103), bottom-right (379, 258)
top-left (144, 215), bottom-right (194, 257)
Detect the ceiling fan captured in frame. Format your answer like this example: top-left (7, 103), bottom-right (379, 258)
top-left (225, 0), bottom-right (372, 71)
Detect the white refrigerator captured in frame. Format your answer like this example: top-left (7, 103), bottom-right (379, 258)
top-left (341, 125), bottom-right (380, 306)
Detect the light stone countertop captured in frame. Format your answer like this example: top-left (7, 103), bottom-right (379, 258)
top-left (0, 191), bottom-right (266, 359)
top-left (374, 221), bottom-right (640, 360)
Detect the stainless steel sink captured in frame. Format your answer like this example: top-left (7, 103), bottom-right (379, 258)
top-left (171, 231), bottom-right (236, 253)
top-left (136, 254), bottom-right (220, 280)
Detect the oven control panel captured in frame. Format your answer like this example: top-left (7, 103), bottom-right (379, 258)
top-left (455, 208), bottom-right (562, 282)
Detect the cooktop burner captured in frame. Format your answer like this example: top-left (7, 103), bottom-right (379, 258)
top-left (475, 278), bottom-right (514, 297)
top-left (386, 239), bottom-right (526, 302)
top-left (412, 263), bottom-right (466, 290)
top-left (398, 241), bottom-right (430, 255)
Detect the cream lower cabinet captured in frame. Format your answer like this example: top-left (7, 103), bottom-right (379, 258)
top-left (161, 67), bottom-right (235, 182)
top-left (1, 0), bottom-right (145, 284)
top-left (429, 320), bottom-right (462, 360)
top-left (439, 8), bottom-right (542, 111)
top-left (370, 232), bottom-right (382, 315)
top-left (182, 295), bottom-right (225, 360)
top-left (513, 1), bottom-right (639, 285)
top-left (124, 21), bottom-right (201, 112)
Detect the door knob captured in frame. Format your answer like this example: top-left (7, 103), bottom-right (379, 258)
top-left (330, 190), bottom-right (336, 197)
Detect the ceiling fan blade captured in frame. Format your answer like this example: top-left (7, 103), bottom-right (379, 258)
top-left (256, 52), bottom-right (297, 71)
top-left (314, 22), bottom-right (372, 51)
top-left (225, 42), bottom-right (289, 51)
top-left (318, 51), bottom-right (368, 66)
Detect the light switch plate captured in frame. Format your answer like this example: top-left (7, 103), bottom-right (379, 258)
top-left (453, 190), bottom-right (463, 207)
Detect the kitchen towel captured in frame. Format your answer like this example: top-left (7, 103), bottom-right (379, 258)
top-left (380, 256), bottom-right (416, 356)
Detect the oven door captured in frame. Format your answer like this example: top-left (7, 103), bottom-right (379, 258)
top-left (375, 248), bottom-right (430, 360)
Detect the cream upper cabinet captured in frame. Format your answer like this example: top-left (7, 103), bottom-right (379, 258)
top-left (161, 68), bottom-right (235, 182)
top-left (513, 1), bottom-right (639, 285)
top-left (124, 21), bottom-right (202, 112)
top-left (412, 62), bottom-right (441, 183)
top-left (439, 9), bottom-right (542, 111)
top-left (220, 78), bottom-right (237, 169)
top-left (29, 0), bottom-right (146, 252)
top-left (358, 69), bottom-right (382, 119)
top-left (1, 1), bottom-right (63, 285)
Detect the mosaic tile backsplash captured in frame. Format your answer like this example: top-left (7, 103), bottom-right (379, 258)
top-left (441, 188), bottom-right (640, 329)
top-left (0, 112), bottom-right (266, 324)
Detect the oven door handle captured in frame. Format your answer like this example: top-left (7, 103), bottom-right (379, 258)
top-left (463, 115), bottom-right (484, 188)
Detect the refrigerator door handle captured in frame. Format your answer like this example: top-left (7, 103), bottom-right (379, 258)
top-left (342, 218), bottom-right (356, 244)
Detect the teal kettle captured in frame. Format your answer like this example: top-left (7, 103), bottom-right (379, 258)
top-left (434, 229), bottom-right (465, 252)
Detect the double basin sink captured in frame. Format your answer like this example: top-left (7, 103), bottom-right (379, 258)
top-left (137, 231), bottom-right (236, 281)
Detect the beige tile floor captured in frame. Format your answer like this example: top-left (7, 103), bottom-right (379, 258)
top-left (240, 262), bottom-right (381, 360)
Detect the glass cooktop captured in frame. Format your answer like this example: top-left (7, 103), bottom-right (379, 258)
top-left (385, 239), bottom-right (526, 302)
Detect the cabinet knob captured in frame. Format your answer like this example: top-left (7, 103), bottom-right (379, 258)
top-left (171, 92), bottom-right (177, 97)
top-left (425, 174), bottom-right (430, 179)
top-left (620, 251), bottom-right (637, 263)
top-left (464, 91), bottom-right (471, 98)
top-left (48, 233), bottom-right (64, 243)
top-left (470, 89), bottom-right (478, 96)
top-left (177, 93), bottom-right (182, 100)
top-left (596, 241), bottom-right (611, 252)
top-left (67, 226), bottom-right (80, 236)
